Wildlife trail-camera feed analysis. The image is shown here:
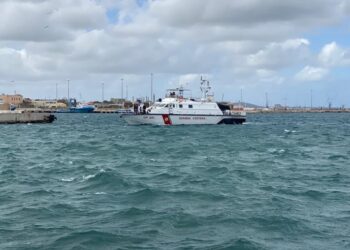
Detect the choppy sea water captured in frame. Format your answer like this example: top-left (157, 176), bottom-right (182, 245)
top-left (0, 113), bottom-right (349, 249)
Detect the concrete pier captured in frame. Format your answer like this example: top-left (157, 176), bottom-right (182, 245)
top-left (0, 111), bottom-right (56, 124)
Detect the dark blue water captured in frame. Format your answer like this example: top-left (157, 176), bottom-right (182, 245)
top-left (1, 113), bottom-right (349, 249)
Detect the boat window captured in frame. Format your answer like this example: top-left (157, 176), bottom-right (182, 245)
top-left (165, 104), bottom-right (169, 107)
top-left (179, 104), bottom-right (183, 108)
top-left (189, 104), bottom-right (193, 108)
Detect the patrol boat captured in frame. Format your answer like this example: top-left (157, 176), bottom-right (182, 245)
top-left (121, 78), bottom-right (246, 125)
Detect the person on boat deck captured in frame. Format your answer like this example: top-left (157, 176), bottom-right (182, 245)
top-left (143, 104), bottom-right (146, 114)
top-left (138, 104), bottom-right (143, 114)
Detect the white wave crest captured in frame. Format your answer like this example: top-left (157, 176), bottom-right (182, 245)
top-left (95, 192), bottom-right (107, 195)
top-left (61, 177), bottom-right (75, 182)
top-left (83, 174), bottom-right (96, 181)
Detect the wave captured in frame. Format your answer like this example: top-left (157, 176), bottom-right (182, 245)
top-left (127, 188), bottom-right (227, 203)
top-left (60, 177), bottom-right (75, 182)
top-left (328, 154), bottom-right (348, 160)
top-left (49, 230), bottom-right (148, 249)
top-left (21, 189), bottom-right (59, 197)
top-left (204, 166), bottom-right (229, 175)
top-left (115, 207), bottom-right (160, 218)
top-left (78, 170), bottom-right (135, 191)
top-left (251, 215), bottom-right (317, 235)
top-left (1, 113), bottom-right (350, 249)
top-left (277, 188), bottom-right (327, 200)
top-left (284, 129), bottom-right (297, 133)
top-left (202, 238), bottom-right (266, 250)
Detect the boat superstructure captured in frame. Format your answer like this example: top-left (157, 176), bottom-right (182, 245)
top-left (122, 78), bottom-right (246, 125)
top-left (68, 103), bottom-right (95, 113)
top-left (57, 99), bottom-right (95, 113)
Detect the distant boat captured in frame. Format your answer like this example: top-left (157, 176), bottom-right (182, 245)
top-left (68, 104), bottom-right (95, 113)
top-left (57, 102), bottom-right (95, 113)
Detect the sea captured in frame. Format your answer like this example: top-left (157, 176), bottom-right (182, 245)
top-left (0, 113), bottom-right (349, 250)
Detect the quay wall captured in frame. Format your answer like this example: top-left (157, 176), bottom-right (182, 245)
top-left (0, 112), bottom-right (55, 124)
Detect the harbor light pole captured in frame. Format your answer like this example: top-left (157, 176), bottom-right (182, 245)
top-left (56, 83), bottom-right (58, 101)
top-left (284, 97), bottom-right (287, 109)
top-left (240, 88), bottom-right (243, 108)
top-left (126, 82), bottom-right (128, 100)
top-left (67, 79), bottom-right (70, 101)
top-left (121, 78), bottom-right (124, 100)
top-left (9, 80), bottom-right (17, 95)
top-left (102, 82), bottom-right (104, 102)
top-left (310, 89), bottom-right (313, 110)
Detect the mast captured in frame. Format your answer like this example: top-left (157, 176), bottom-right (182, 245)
top-left (240, 88), bottom-right (243, 108)
top-left (151, 73), bottom-right (153, 103)
top-left (200, 76), bottom-right (211, 101)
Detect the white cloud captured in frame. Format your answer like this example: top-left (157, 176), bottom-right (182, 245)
top-left (295, 66), bottom-right (329, 81)
top-left (0, 0), bottom-right (349, 104)
top-left (149, 0), bottom-right (347, 28)
top-left (0, 0), bottom-right (106, 41)
top-left (0, 48), bottom-right (35, 78)
top-left (256, 69), bottom-right (285, 84)
top-left (247, 39), bottom-right (310, 69)
top-left (318, 42), bottom-right (350, 67)
top-left (178, 74), bottom-right (203, 85)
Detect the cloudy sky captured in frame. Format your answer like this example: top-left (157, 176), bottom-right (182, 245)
top-left (0, 0), bottom-right (349, 106)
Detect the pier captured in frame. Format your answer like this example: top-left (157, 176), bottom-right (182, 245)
top-left (245, 108), bottom-right (350, 114)
top-left (0, 111), bottom-right (56, 124)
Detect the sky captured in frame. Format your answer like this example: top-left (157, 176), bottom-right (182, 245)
top-left (0, 0), bottom-right (349, 107)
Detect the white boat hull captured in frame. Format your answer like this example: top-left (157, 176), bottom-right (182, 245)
top-left (121, 114), bottom-right (245, 125)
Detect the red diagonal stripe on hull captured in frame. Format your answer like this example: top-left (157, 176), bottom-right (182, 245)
top-left (162, 114), bottom-right (172, 125)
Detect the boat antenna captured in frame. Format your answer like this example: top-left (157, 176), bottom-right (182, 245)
top-left (200, 77), bottom-right (211, 101)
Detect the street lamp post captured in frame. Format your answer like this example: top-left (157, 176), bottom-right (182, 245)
top-left (67, 79), bottom-right (70, 101)
top-left (102, 82), bottom-right (104, 102)
top-left (310, 89), bottom-right (313, 110)
top-left (121, 78), bottom-right (124, 99)
top-left (126, 82), bottom-right (128, 100)
top-left (56, 83), bottom-right (58, 101)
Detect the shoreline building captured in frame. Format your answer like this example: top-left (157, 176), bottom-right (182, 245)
top-left (31, 99), bottom-right (67, 109)
top-left (0, 94), bottom-right (24, 110)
